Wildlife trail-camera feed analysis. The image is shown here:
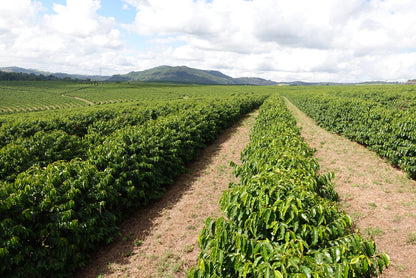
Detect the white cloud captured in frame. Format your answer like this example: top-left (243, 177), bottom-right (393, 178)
top-left (0, 0), bottom-right (123, 75)
top-left (0, 0), bottom-right (40, 29)
top-left (123, 0), bottom-right (416, 82)
top-left (1, 0), bottom-right (416, 81)
top-left (44, 0), bottom-right (121, 44)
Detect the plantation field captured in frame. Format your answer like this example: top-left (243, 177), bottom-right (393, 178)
top-left (280, 84), bottom-right (416, 178)
top-left (5, 82), bottom-right (416, 277)
top-left (0, 81), bottom-right (277, 114)
top-left (191, 95), bottom-right (389, 277)
top-left (0, 82), bottom-right (272, 277)
top-left (284, 97), bottom-right (416, 277)
top-left (0, 81), bottom-right (88, 112)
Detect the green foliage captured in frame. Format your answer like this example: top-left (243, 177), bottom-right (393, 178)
top-left (0, 81), bottom-right (277, 114)
top-left (0, 130), bottom-right (85, 182)
top-left (0, 100), bottom-right (204, 183)
top-left (0, 87), bottom-right (267, 278)
top-left (282, 85), bottom-right (416, 179)
top-left (190, 96), bottom-right (389, 277)
top-left (0, 70), bottom-right (60, 81)
top-left (0, 81), bottom-right (88, 113)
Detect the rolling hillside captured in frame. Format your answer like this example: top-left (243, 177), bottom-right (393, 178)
top-left (107, 65), bottom-right (278, 85)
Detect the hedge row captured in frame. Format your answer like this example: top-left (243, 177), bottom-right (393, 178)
top-left (283, 91), bottom-right (416, 179)
top-left (0, 95), bottom-right (266, 277)
top-left (190, 96), bottom-right (389, 277)
top-left (0, 100), bottom-right (205, 183)
top-left (0, 100), bottom-right (193, 148)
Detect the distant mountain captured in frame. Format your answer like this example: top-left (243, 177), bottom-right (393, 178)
top-left (0, 67), bottom-right (49, 75)
top-left (7, 65), bottom-right (400, 86)
top-left (357, 81), bottom-right (400, 85)
top-left (0, 66), bottom-right (110, 81)
top-left (108, 66), bottom-right (278, 85)
top-left (233, 77), bottom-right (278, 86)
top-left (108, 66), bottom-right (235, 84)
top-left (285, 80), bottom-right (402, 86)
top-left (52, 72), bottom-right (110, 81)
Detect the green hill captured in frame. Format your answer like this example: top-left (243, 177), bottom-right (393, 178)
top-left (108, 65), bottom-right (277, 85)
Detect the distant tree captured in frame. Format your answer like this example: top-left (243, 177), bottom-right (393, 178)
top-left (0, 71), bottom-right (68, 81)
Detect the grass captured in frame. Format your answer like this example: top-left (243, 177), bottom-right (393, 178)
top-left (183, 244), bottom-right (195, 253)
top-left (351, 183), bottom-right (367, 189)
top-left (342, 193), bottom-right (353, 201)
top-left (186, 225), bottom-right (196, 230)
top-left (406, 233), bottom-right (416, 245)
top-left (350, 211), bottom-right (366, 221)
top-left (156, 251), bottom-right (184, 277)
top-left (216, 164), bottom-right (227, 174)
top-left (397, 265), bottom-right (406, 272)
top-left (364, 226), bottom-right (384, 238)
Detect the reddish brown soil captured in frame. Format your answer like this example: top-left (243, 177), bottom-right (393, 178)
top-left (285, 98), bottom-right (416, 278)
top-left (74, 111), bottom-right (258, 278)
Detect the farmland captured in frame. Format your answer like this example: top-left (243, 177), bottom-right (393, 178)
top-left (281, 85), bottom-right (416, 178)
top-left (4, 81), bottom-right (416, 277)
top-left (0, 81), bottom-right (270, 277)
top-left (284, 97), bottom-right (416, 277)
top-left (191, 95), bottom-right (389, 277)
top-left (0, 81), bottom-right (276, 114)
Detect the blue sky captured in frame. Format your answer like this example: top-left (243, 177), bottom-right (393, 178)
top-left (1, 0), bottom-right (416, 82)
top-left (40, 0), bottom-right (135, 22)
top-left (97, 0), bottom-right (136, 23)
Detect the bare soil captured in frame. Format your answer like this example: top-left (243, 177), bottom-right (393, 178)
top-left (74, 111), bottom-right (258, 278)
top-left (73, 96), bottom-right (95, 105)
top-left (284, 98), bottom-right (416, 278)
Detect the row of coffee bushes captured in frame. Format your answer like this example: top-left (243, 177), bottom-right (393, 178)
top-left (0, 100), bottom-right (194, 148)
top-left (0, 95), bottom-right (267, 277)
top-left (283, 89), bottom-right (416, 179)
top-left (0, 100), bottom-right (205, 183)
top-left (190, 96), bottom-right (389, 277)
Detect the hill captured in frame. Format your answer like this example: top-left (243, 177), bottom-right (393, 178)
top-left (108, 66), bottom-right (278, 85)
top-left (0, 66), bottom-right (110, 81)
top-left (0, 67), bottom-right (52, 76)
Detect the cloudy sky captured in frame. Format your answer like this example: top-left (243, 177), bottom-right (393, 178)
top-left (1, 0), bottom-right (416, 82)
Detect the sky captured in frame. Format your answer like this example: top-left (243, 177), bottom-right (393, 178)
top-left (1, 0), bottom-right (416, 82)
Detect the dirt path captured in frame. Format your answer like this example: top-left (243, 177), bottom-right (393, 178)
top-left (284, 98), bottom-right (416, 278)
top-left (61, 94), bottom-right (95, 105)
top-left (74, 111), bottom-right (258, 278)
top-left (73, 96), bottom-right (95, 105)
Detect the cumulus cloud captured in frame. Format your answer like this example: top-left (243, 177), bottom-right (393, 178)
top-left (123, 0), bottom-right (416, 82)
top-left (0, 0), bottom-right (123, 74)
top-left (1, 0), bottom-right (416, 81)
top-left (44, 0), bottom-right (122, 47)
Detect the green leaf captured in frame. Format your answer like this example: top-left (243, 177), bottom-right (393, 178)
top-left (311, 227), bottom-right (318, 246)
top-left (314, 253), bottom-right (324, 265)
top-left (300, 266), bottom-right (312, 278)
top-left (274, 270), bottom-right (284, 278)
top-left (334, 247), bottom-right (341, 262)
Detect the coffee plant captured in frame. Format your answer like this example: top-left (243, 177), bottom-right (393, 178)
top-left (190, 96), bottom-right (389, 277)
